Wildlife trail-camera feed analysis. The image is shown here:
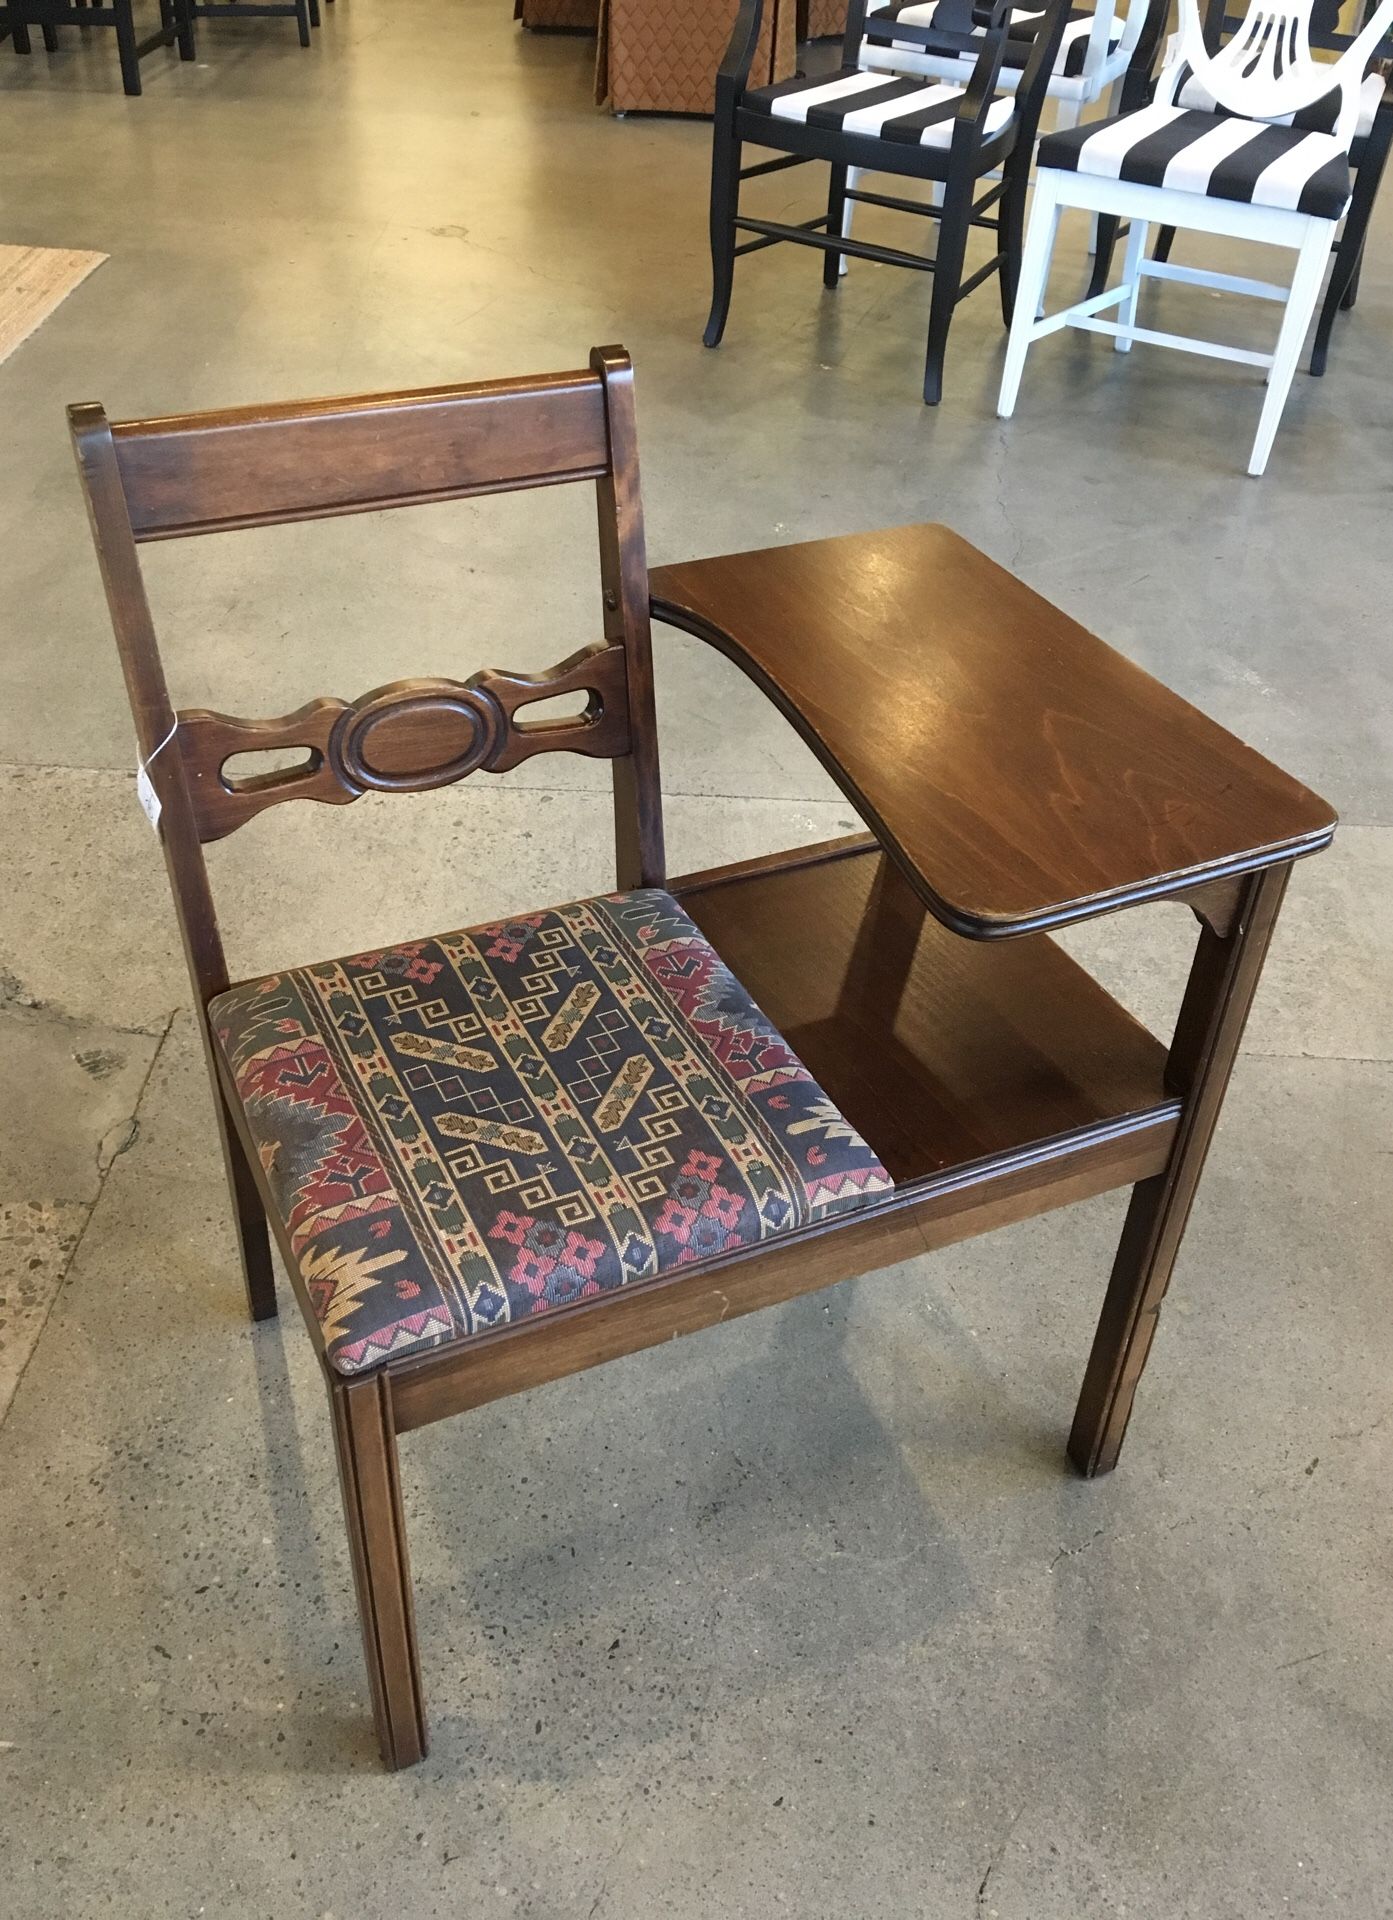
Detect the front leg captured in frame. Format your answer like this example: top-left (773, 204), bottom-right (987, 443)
top-left (1069, 863), bottom-right (1291, 1476)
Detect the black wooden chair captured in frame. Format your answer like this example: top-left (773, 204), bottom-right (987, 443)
top-left (703, 0), bottom-right (1072, 402)
top-left (4, 0), bottom-right (192, 93)
top-left (1086, 0), bottom-right (1393, 375)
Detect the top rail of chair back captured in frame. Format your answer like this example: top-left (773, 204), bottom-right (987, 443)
top-left (74, 365), bottom-right (616, 542)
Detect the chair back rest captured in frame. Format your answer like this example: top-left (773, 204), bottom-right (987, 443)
top-left (1158, 0), bottom-right (1393, 144)
top-left (69, 348), bottom-right (665, 1009)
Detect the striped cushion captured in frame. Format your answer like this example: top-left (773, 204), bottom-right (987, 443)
top-left (747, 68), bottom-right (1015, 146)
top-left (866, 2), bottom-right (1122, 81)
top-left (1038, 102), bottom-right (1353, 217)
top-left (1175, 66), bottom-right (1384, 141)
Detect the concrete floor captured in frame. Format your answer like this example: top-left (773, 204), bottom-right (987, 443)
top-left (2, 2), bottom-right (1391, 1914)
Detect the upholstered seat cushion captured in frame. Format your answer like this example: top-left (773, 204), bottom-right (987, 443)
top-left (1038, 103), bottom-right (1353, 217)
top-left (865, 2), bottom-right (1123, 82)
top-left (745, 67), bottom-right (1015, 147)
top-left (211, 890), bottom-right (892, 1375)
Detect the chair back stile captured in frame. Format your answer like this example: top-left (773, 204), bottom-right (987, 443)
top-left (67, 347), bottom-right (667, 1022)
top-left (1159, 0), bottom-right (1393, 143)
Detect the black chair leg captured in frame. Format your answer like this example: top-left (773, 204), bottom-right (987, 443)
top-left (176, 0), bottom-right (195, 60)
top-left (42, 19), bottom-right (59, 49)
top-left (114, 0), bottom-right (140, 90)
top-left (998, 166), bottom-right (1027, 326)
top-left (704, 124), bottom-right (741, 349)
top-left (309, 0), bottom-right (321, 25)
top-left (922, 173), bottom-right (971, 405)
top-left (1340, 256), bottom-right (1362, 311)
top-left (1086, 214), bottom-right (1121, 300)
top-left (11, 6), bottom-right (33, 52)
top-left (823, 164), bottom-right (847, 290)
top-left (295, 0), bottom-right (310, 46)
top-left (1153, 225), bottom-right (1176, 264)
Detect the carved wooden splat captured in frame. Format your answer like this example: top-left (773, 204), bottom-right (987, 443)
top-left (175, 643), bottom-right (631, 842)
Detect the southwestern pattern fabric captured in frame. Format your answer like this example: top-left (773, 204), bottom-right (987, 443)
top-left (211, 890), bottom-right (892, 1376)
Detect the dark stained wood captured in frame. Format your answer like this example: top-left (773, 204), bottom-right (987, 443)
top-left (389, 1121), bottom-right (1172, 1435)
top-left (650, 523), bottom-right (1337, 939)
top-left (1068, 861), bottom-right (1292, 1477)
top-left (176, 644), bottom-right (631, 842)
top-left (71, 375), bottom-right (1331, 1773)
top-left (592, 346), bottom-right (666, 889)
top-left (674, 840), bottom-right (1174, 1184)
top-left (330, 1374), bottom-right (428, 1769)
top-left (109, 370), bottom-right (611, 540)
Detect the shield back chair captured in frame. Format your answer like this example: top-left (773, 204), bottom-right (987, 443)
top-left (4, 0), bottom-right (193, 93)
top-left (704, 0), bottom-right (1072, 401)
top-left (997, 0), bottom-right (1393, 474)
top-left (73, 353), bottom-right (1336, 1771)
top-left (1087, 0), bottom-right (1393, 376)
top-left (838, 0), bottom-right (1167, 267)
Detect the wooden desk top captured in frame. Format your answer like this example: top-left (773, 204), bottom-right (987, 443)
top-left (650, 523), bottom-right (1337, 939)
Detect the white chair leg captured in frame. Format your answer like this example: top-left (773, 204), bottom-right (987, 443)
top-left (1115, 213), bottom-right (1149, 351)
top-left (839, 165), bottom-right (861, 278)
top-left (1248, 222), bottom-right (1334, 478)
top-left (998, 174), bottom-right (1063, 418)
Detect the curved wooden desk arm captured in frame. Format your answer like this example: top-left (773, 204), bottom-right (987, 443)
top-left (650, 522), bottom-right (1336, 941)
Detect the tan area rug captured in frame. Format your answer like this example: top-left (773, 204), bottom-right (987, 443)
top-left (0, 244), bottom-right (108, 364)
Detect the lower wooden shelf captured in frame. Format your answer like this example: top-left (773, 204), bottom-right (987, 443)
top-left (675, 836), bottom-right (1177, 1186)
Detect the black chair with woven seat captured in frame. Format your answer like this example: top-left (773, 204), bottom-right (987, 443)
top-left (704, 0), bottom-right (1072, 401)
top-left (1085, 0), bottom-right (1393, 376)
top-left (73, 351), bottom-right (1336, 1768)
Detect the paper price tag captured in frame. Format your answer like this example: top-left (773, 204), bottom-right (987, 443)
top-left (136, 760), bottom-right (162, 832)
top-left (135, 718), bottom-right (177, 835)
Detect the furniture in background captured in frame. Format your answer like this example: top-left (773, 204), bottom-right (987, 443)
top-left (596, 0), bottom-right (795, 114)
top-left (516, 0), bottom-right (598, 31)
top-left (704, 0), bottom-right (1071, 401)
top-left (802, 0), bottom-right (849, 36)
top-left (1087, 0), bottom-right (1393, 377)
top-left (4, 0), bottom-right (192, 94)
top-left (73, 351), bottom-right (1336, 1769)
top-left (998, 0), bottom-right (1393, 473)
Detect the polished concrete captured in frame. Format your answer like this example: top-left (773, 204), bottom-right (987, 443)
top-left (1, 3), bottom-right (1390, 1914)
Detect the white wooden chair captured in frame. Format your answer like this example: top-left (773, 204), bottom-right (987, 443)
top-left (838, 0), bottom-right (1162, 265)
top-left (997, 0), bottom-right (1393, 475)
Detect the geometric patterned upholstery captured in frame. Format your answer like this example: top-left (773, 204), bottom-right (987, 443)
top-left (211, 889), bottom-right (893, 1376)
top-left (745, 66), bottom-right (1017, 148)
top-left (1038, 103), bottom-right (1354, 218)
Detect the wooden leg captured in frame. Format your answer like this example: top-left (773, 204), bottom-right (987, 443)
top-left (1069, 864), bottom-right (1291, 1478)
top-left (998, 162), bottom-right (1028, 327)
top-left (922, 171), bottom-right (971, 405)
top-left (703, 118), bottom-right (740, 349)
top-left (212, 1082), bottom-right (278, 1321)
top-left (998, 171), bottom-right (1060, 417)
top-left (1311, 117), bottom-right (1391, 374)
top-left (823, 163), bottom-right (847, 290)
top-left (1114, 213), bottom-right (1148, 352)
top-left (115, 0), bottom-right (141, 92)
top-left (1249, 223), bottom-right (1331, 477)
top-left (331, 1373), bottom-right (428, 1770)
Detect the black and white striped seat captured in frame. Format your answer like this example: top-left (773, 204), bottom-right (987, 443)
top-left (1038, 102), bottom-right (1352, 217)
top-left (745, 68), bottom-right (1016, 147)
top-left (865, 1), bottom-right (1123, 86)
